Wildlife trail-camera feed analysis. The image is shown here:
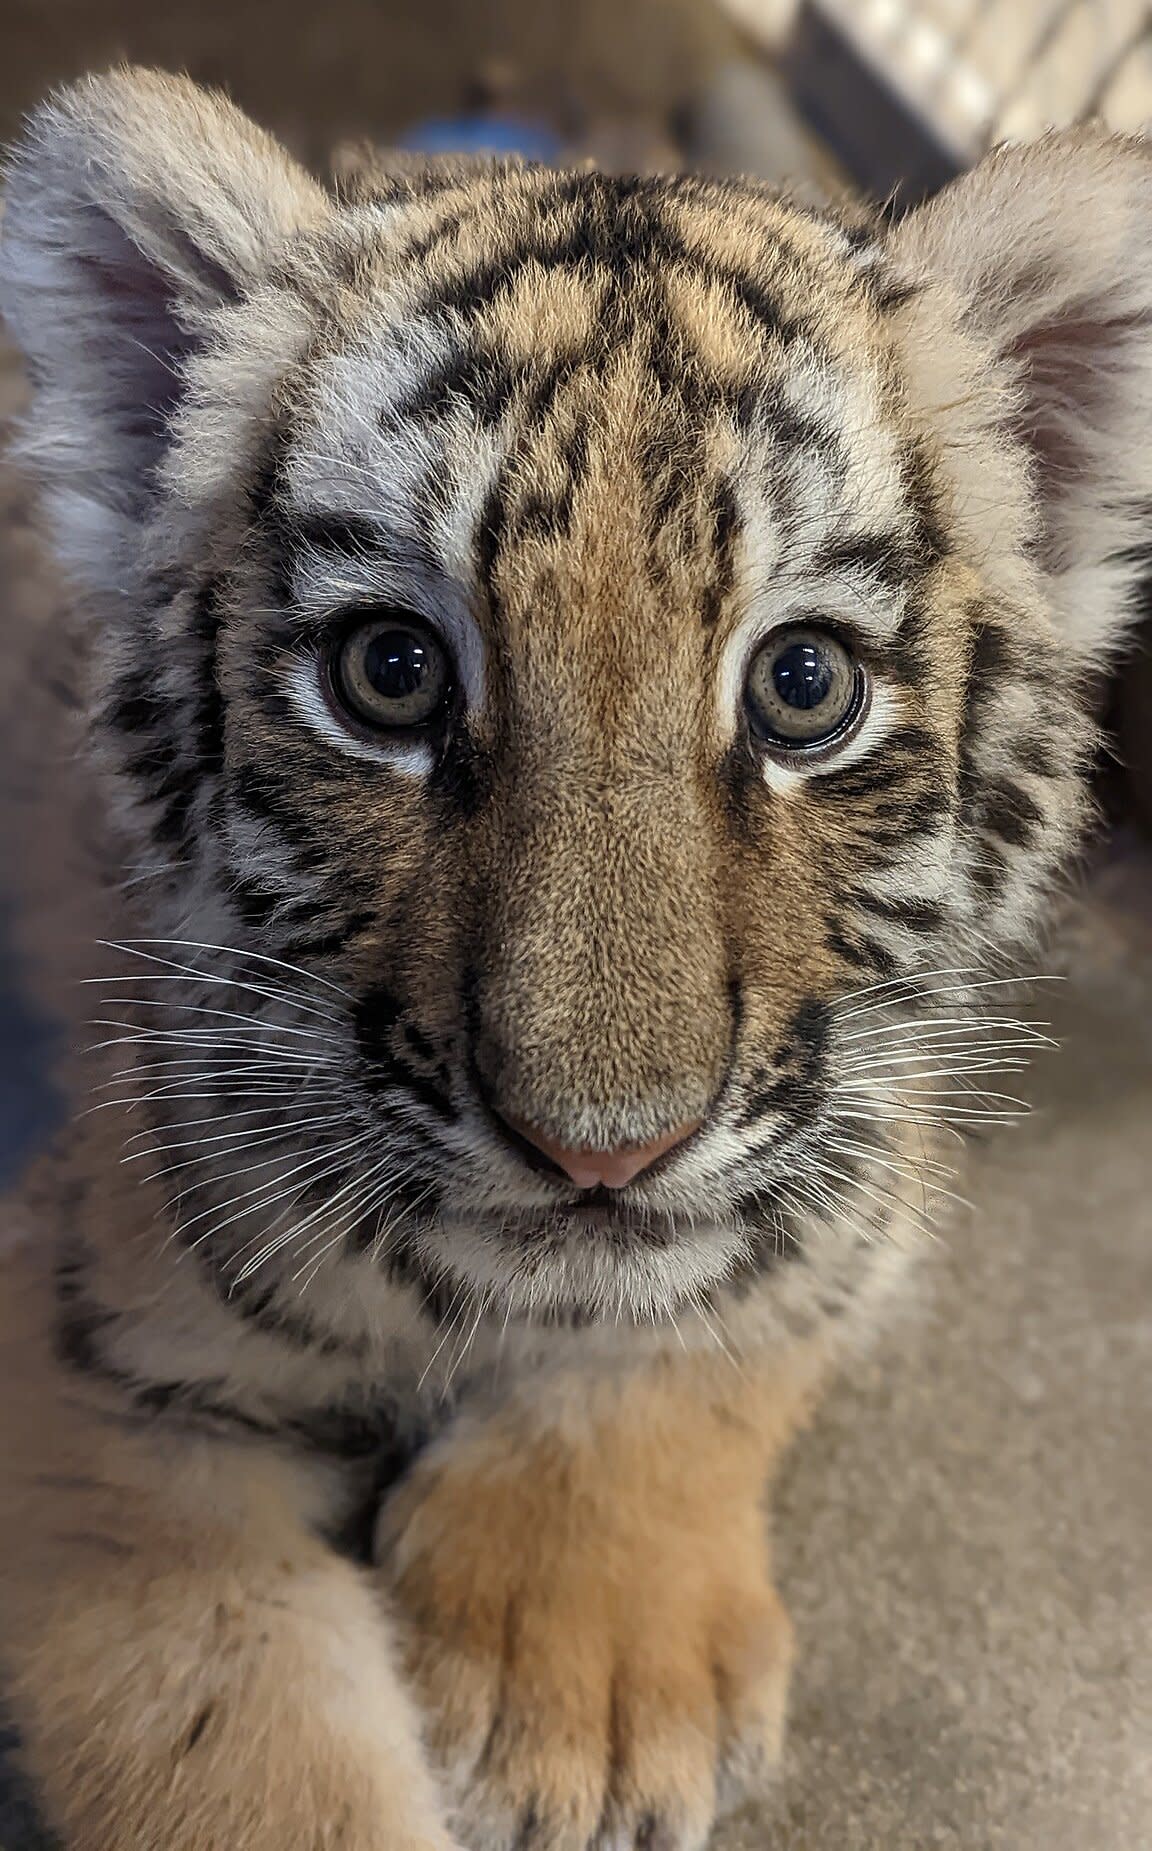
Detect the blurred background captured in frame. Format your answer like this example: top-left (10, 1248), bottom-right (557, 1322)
top-left (1, 4), bottom-right (1151, 1848)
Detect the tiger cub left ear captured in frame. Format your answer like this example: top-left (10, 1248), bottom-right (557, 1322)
top-left (889, 129), bottom-right (1152, 662)
top-left (0, 67), bottom-right (328, 590)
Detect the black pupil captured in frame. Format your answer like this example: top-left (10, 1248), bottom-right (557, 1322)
top-left (772, 641), bottom-right (833, 711)
top-left (364, 629), bottom-right (431, 701)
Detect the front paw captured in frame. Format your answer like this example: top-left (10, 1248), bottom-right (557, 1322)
top-left (375, 1422), bottom-right (792, 1851)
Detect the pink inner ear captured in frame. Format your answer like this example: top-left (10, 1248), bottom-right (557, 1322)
top-left (1007, 308), bottom-right (1152, 560)
top-left (64, 203), bottom-right (201, 489)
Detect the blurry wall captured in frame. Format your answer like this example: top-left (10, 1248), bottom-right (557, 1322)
top-left (0, 0), bottom-right (740, 164)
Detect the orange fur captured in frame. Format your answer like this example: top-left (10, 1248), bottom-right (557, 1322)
top-left (376, 1353), bottom-right (822, 1849)
top-left (0, 1230), bottom-right (452, 1851)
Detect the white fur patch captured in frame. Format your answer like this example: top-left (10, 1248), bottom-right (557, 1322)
top-left (758, 680), bottom-right (902, 797)
top-left (281, 656), bottom-right (435, 775)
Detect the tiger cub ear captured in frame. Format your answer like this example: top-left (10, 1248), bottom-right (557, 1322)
top-left (0, 67), bottom-right (328, 582)
top-left (889, 129), bottom-right (1152, 662)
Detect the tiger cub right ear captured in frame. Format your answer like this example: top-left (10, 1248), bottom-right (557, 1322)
top-left (0, 67), bottom-right (328, 584)
top-left (889, 129), bottom-right (1152, 666)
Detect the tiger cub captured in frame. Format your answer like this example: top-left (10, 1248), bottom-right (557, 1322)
top-left (0, 68), bottom-right (1147, 1851)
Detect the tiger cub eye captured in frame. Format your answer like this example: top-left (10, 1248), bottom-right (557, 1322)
top-left (745, 626), bottom-right (865, 749)
top-left (330, 613), bottom-right (452, 730)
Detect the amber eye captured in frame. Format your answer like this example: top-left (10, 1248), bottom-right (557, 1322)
top-left (329, 614), bottom-right (452, 730)
top-left (745, 625), bottom-right (865, 749)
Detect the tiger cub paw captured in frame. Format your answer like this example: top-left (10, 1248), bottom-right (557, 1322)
top-left (375, 1422), bottom-right (793, 1851)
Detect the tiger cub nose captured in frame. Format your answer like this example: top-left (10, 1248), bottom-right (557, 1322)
top-left (502, 1115), bottom-right (701, 1189)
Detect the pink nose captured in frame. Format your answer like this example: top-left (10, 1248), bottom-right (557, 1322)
top-left (504, 1116), bottom-right (701, 1190)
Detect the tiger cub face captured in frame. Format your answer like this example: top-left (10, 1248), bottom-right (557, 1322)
top-left (3, 75), bottom-right (1149, 1329)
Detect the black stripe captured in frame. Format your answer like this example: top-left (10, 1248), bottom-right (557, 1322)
top-left (365, 1227), bottom-right (454, 1320)
top-left (286, 1402), bottom-right (407, 1460)
top-left (354, 986), bottom-right (457, 1121)
top-left (106, 670), bottom-right (171, 738)
top-left (850, 889), bottom-right (945, 935)
top-left (872, 275), bottom-right (921, 315)
top-left (825, 922), bottom-right (900, 975)
top-left (226, 875), bottom-right (284, 928)
top-left (978, 778), bottom-right (1045, 849)
top-left (189, 576), bottom-right (227, 779)
top-left (55, 1277), bottom-right (276, 1438)
top-left (206, 1273), bottom-right (366, 1358)
top-left (394, 195), bottom-right (484, 263)
top-left (227, 760), bottom-right (311, 844)
top-left (1013, 736), bottom-right (1059, 780)
top-left (959, 616), bottom-right (1012, 770)
top-left (392, 344), bottom-right (525, 431)
top-left (122, 738), bottom-right (178, 783)
top-left (890, 590), bottom-right (934, 689)
top-left (728, 1203), bottom-right (806, 1269)
top-left (970, 841), bottom-right (1010, 899)
top-left (746, 383), bottom-right (844, 469)
top-left (700, 476), bottom-right (740, 628)
top-left (150, 767), bottom-right (203, 848)
top-left (56, 1255), bottom-right (413, 1462)
top-left (475, 470), bottom-right (512, 608)
top-left (811, 726), bottom-right (944, 807)
top-left (899, 443), bottom-right (951, 565)
top-left (246, 413), bottom-right (299, 610)
top-left (866, 788), bottom-right (953, 840)
top-left (276, 911), bottom-right (377, 963)
top-left (812, 530), bottom-right (921, 591)
top-left (713, 267), bottom-right (801, 349)
top-left (813, 762), bottom-right (937, 804)
top-left (736, 999), bottom-right (829, 1129)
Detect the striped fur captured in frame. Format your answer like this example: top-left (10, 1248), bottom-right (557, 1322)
top-left (1, 71), bottom-right (1149, 1851)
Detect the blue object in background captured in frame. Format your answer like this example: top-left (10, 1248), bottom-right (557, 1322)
top-left (398, 115), bottom-right (562, 162)
top-left (0, 907), bottom-right (62, 1189)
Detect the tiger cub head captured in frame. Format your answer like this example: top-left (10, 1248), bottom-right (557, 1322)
top-left (2, 71), bottom-right (1148, 1328)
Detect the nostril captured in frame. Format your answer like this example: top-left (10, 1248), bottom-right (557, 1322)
top-left (498, 1114), bottom-right (701, 1190)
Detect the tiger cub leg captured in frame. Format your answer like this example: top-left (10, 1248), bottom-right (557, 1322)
top-left (0, 1273), bottom-right (456, 1851)
top-left (376, 1350), bottom-right (820, 1851)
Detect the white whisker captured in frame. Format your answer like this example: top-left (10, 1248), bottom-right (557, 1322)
top-left (87, 1031), bottom-right (344, 1065)
top-left (418, 1282), bottom-right (472, 1391)
top-left (103, 937), bottom-right (354, 998)
top-left (125, 1110), bottom-right (351, 1169)
top-left (84, 955), bottom-right (345, 1024)
top-left (234, 1151), bottom-right (399, 1282)
top-left (169, 1134), bottom-right (370, 1248)
top-left (91, 999), bottom-right (343, 1043)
